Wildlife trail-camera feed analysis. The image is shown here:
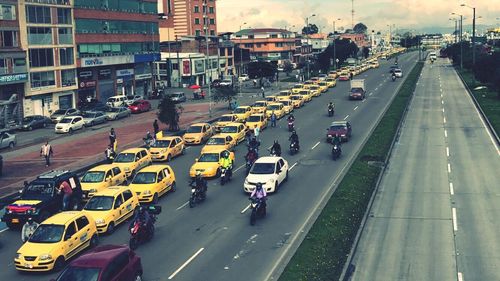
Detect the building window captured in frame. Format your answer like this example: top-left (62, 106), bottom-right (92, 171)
top-left (194, 18), bottom-right (200, 25)
top-left (275, 42), bottom-right (283, 47)
top-left (57, 8), bottom-right (71, 24)
top-left (194, 6), bottom-right (199, 13)
top-left (58, 28), bottom-right (73, 44)
top-left (248, 35), bottom-right (254, 39)
top-left (244, 43), bottom-right (252, 48)
top-left (26, 5), bottom-right (51, 24)
top-left (256, 43), bottom-right (262, 48)
top-left (210, 30), bottom-right (215, 36)
top-left (270, 34), bottom-right (278, 38)
top-left (29, 48), bottom-right (54, 68)
top-left (227, 48), bottom-right (232, 56)
top-left (209, 7), bottom-right (214, 14)
top-left (0, 30), bottom-right (18, 47)
top-left (209, 18), bottom-right (215, 25)
top-left (0, 4), bottom-right (16, 20)
top-left (30, 71), bottom-right (55, 88)
top-left (28, 27), bottom-right (52, 45)
top-left (195, 30), bottom-right (201, 36)
top-left (61, 69), bottom-right (76, 87)
top-left (59, 48), bottom-right (74, 65)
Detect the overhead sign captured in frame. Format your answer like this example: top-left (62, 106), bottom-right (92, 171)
top-left (81, 55), bottom-right (134, 68)
top-left (79, 80), bottom-right (96, 88)
top-left (135, 73), bottom-right (152, 80)
top-left (116, 69), bottom-right (134, 77)
top-left (0, 73), bottom-right (28, 84)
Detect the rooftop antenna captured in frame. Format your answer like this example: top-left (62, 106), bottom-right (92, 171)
top-left (351, 0), bottom-right (355, 29)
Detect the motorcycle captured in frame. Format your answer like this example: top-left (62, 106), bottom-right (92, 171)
top-left (220, 167), bottom-right (232, 185)
top-left (269, 147), bottom-right (281, 157)
top-left (249, 197), bottom-right (266, 226)
top-left (328, 107), bottom-right (334, 117)
top-left (332, 144), bottom-right (341, 160)
top-left (143, 137), bottom-right (154, 149)
top-left (129, 206), bottom-right (161, 250)
top-left (289, 141), bottom-right (299, 155)
top-left (189, 184), bottom-right (206, 208)
top-left (288, 121), bottom-right (294, 132)
top-left (391, 75), bottom-right (396, 82)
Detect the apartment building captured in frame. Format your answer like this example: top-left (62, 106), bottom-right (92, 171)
top-left (74, 0), bottom-right (160, 103)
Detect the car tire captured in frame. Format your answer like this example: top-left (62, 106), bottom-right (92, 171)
top-left (274, 181), bottom-right (279, 193)
top-left (90, 121), bottom-right (94, 127)
top-left (107, 222), bottom-right (115, 234)
top-left (68, 128), bottom-right (73, 134)
top-left (5, 221), bottom-right (15, 229)
top-left (181, 147), bottom-right (186, 155)
top-left (89, 234), bottom-right (99, 248)
top-left (28, 126), bottom-right (33, 131)
top-left (284, 171), bottom-right (289, 182)
top-left (8, 142), bottom-right (14, 149)
top-left (43, 122), bottom-right (47, 128)
top-left (170, 181), bottom-right (176, 193)
top-left (152, 193), bottom-right (159, 204)
top-left (53, 257), bottom-right (65, 272)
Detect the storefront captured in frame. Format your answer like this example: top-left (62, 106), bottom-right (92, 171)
top-left (116, 68), bottom-right (134, 96)
top-left (0, 73), bottom-right (27, 100)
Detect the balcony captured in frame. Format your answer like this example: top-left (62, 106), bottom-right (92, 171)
top-left (26, 0), bottom-right (71, 5)
top-left (0, 65), bottom-right (27, 76)
top-left (58, 34), bottom-right (73, 44)
top-left (28, 34), bottom-right (53, 45)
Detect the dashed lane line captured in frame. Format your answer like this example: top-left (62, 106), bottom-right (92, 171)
top-left (311, 141), bottom-right (320, 150)
top-left (354, 106), bottom-right (359, 111)
top-left (289, 162), bottom-right (298, 171)
top-left (452, 208), bottom-right (458, 232)
top-left (344, 115), bottom-right (349, 120)
top-left (449, 182), bottom-right (454, 195)
top-left (168, 248), bottom-right (205, 279)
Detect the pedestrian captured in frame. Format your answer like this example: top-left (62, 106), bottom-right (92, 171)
top-left (40, 141), bottom-right (53, 167)
top-left (254, 125), bottom-right (260, 141)
top-left (21, 218), bottom-right (39, 242)
top-left (109, 128), bottom-right (116, 151)
top-left (245, 129), bottom-right (252, 145)
top-left (261, 86), bottom-right (265, 98)
top-left (253, 79), bottom-right (257, 87)
top-left (270, 111), bottom-right (277, 127)
top-left (153, 119), bottom-right (159, 136)
top-left (57, 180), bottom-right (73, 211)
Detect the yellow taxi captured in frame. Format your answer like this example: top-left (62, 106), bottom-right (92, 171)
top-left (128, 165), bottom-right (176, 204)
top-left (189, 148), bottom-right (235, 178)
top-left (232, 106), bottom-right (252, 122)
top-left (80, 164), bottom-right (127, 201)
top-left (303, 80), bottom-right (314, 87)
top-left (251, 100), bottom-right (268, 114)
top-left (246, 113), bottom-right (268, 131)
top-left (15, 211), bottom-right (98, 272)
top-left (370, 61), bottom-right (380, 68)
top-left (276, 90), bottom-right (292, 101)
top-left (83, 186), bottom-right (139, 234)
top-left (291, 83), bottom-right (304, 94)
top-left (201, 134), bottom-right (237, 153)
top-left (325, 77), bottom-right (337, 87)
top-left (265, 96), bottom-right (278, 103)
top-left (219, 122), bottom-right (247, 143)
top-left (183, 123), bottom-right (215, 145)
top-left (317, 82), bottom-right (329, 93)
top-left (298, 89), bottom-right (313, 101)
top-left (279, 99), bottom-right (294, 114)
top-left (214, 114), bottom-right (238, 131)
top-left (290, 94), bottom-right (305, 108)
top-left (113, 147), bottom-right (152, 178)
top-left (308, 85), bottom-right (322, 96)
top-left (310, 77), bottom-right (320, 84)
top-left (328, 70), bottom-right (338, 79)
top-left (266, 103), bottom-right (286, 119)
top-left (149, 136), bottom-right (185, 162)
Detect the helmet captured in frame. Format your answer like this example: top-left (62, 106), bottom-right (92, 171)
top-left (196, 171), bottom-right (202, 178)
top-left (27, 217), bottom-right (33, 224)
top-left (223, 151), bottom-right (229, 158)
top-left (292, 130), bottom-right (296, 134)
top-left (138, 206), bottom-right (146, 214)
top-left (274, 140), bottom-right (279, 144)
top-left (256, 183), bottom-right (263, 190)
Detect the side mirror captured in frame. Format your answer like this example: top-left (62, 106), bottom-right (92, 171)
top-left (157, 178), bottom-right (163, 183)
top-left (195, 158), bottom-right (199, 162)
top-left (64, 234), bottom-right (72, 241)
top-left (106, 177), bottom-right (112, 182)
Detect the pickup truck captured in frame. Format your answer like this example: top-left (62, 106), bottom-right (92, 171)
top-left (349, 79), bottom-right (366, 100)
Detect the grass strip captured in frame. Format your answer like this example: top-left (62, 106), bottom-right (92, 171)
top-left (279, 61), bottom-right (424, 281)
top-left (455, 67), bottom-right (500, 137)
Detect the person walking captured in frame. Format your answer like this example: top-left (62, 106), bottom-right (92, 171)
top-left (21, 218), bottom-right (39, 242)
top-left (254, 125), bottom-right (261, 141)
top-left (109, 128), bottom-right (116, 151)
top-left (58, 181), bottom-right (73, 211)
top-left (270, 111), bottom-right (277, 127)
top-left (153, 119), bottom-right (160, 136)
top-left (40, 141), bottom-right (53, 167)
top-left (261, 86), bottom-right (265, 98)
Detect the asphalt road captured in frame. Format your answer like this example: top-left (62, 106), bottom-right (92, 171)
top-left (0, 52), bottom-right (419, 281)
top-left (351, 59), bottom-right (500, 281)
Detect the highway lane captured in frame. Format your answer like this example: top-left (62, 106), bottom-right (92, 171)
top-left (0, 52), bottom-right (418, 281)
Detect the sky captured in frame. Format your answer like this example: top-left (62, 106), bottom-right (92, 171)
top-left (216, 0), bottom-right (500, 34)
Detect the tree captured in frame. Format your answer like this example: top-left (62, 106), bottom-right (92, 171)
top-left (157, 95), bottom-right (182, 131)
top-left (362, 47), bottom-right (370, 59)
top-left (353, 23), bottom-right (367, 34)
top-left (247, 61), bottom-right (277, 80)
top-left (283, 61), bottom-right (293, 76)
top-left (213, 86), bottom-right (238, 108)
top-left (302, 24), bottom-right (319, 35)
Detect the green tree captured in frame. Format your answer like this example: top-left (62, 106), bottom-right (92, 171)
top-left (362, 47), bottom-right (370, 59)
top-left (353, 23), bottom-right (367, 34)
top-left (247, 61), bottom-right (277, 80)
top-left (213, 86), bottom-right (238, 108)
top-left (157, 95), bottom-right (182, 131)
top-left (302, 24), bottom-right (319, 35)
top-left (283, 61), bottom-right (294, 76)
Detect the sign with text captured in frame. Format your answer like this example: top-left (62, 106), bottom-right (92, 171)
top-left (81, 55), bottom-right (134, 68)
top-left (116, 69), bottom-right (134, 77)
top-left (0, 73), bottom-right (28, 84)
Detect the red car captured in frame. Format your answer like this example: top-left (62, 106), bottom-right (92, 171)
top-left (128, 100), bottom-right (151, 113)
top-left (54, 245), bottom-right (142, 281)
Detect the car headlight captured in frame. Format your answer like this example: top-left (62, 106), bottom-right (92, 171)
top-left (7, 209), bottom-right (12, 214)
top-left (143, 190), bottom-right (151, 195)
top-left (244, 178), bottom-right (249, 185)
top-left (39, 254), bottom-right (52, 261)
top-left (89, 189), bottom-right (97, 193)
top-left (15, 253), bottom-right (21, 260)
top-left (124, 167), bottom-right (130, 172)
top-left (328, 135), bottom-right (332, 137)
top-left (95, 219), bottom-right (105, 225)
top-left (341, 134), bottom-right (346, 137)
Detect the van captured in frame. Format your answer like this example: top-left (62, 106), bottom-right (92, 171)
top-left (106, 95), bottom-right (129, 108)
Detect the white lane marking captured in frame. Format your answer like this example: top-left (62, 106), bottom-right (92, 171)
top-left (311, 141), bottom-right (320, 150)
top-left (0, 228), bottom-right (8, 234)
top-left (344, 115), bottom-right (349, 120)
top-left (442, 108), bottom-right (445, 113)
top-left (446, 147), bottom-right (450, 157)
top-left (233, 164), bottom-right (246, 173)
top-left (168, 248), bottom-right (205, 279)
top-left (369, 92), bottom-right (373, 96)
top-left (354, 106), bottom-right (359, 111)
top-left (440, 88), bottom-right (443, 92)
top-left (444, 130), bottom-right (448, 138)
top-left (458, 272), bottom-right (464, 281)
top-left (452, 208), bottom-right (458, 232)
top-left (289, 162), bottom-right (298, 171)
top-left (241, 204), bottom-right (251, 214)
top-left (176, 201), bottom-right (189, 211)
top-left (441, 100), bottom-right (444, 105)
top-left (443, 117), bottom-right (447, 124)
top-left (449, 182), bottom-right (454, 195)
top-left (448, 163), bottom-right (451, 173)
top-left (440, 93), bottom-right (443, 98)
top-left (375, 87), bottom-right (379, 91)
top-left (362, 99), bottom-right (366, 103)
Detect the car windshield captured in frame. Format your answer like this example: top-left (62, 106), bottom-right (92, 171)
top-left (171, 93), bottom-right (182, 98)
top-left (299, 91), bottom-right (309, 95)
top-left (114, 153), bottom-right (135, 163)
top-left (220, 126), bottom-right (238, 133)
top-left (81, 171), bottom-right (105, 183)
top-left (187, 126), bottom-right (203, 133)
top-left (56, 266), bottom-right (100, 281)
top-left (267, 105), bottom-right (280, 110)
top-left (279, 92), bottom-right (289, 96)
top-left (291, 96), bottom-right (301, 100)
top-left (198, 153), bottom-right (219, 162)
top-left (351, 88), bottom-right (364, 93)
top-left (131, 101), bottom-right (141, 106)
top-left (250, 163), bottom-right (275, 174)
top-left (82, 113), bottom-right (95, 118)
top-left (233, 108), bottom-right (246, 114)
top-left (107, 108), bottom-right (120, 113)
top-left (253, 102), bottom-right (266, 107)
top-left (310, 86), bottom-right (319, 90)
top-left (23, 116), bottom-right (35, 122)
top-left (22, 183), bottom-right (53, 199)
top-left (151, 140), bottom-right (171, 148)
top-left (247, 116), bottom-right (261, 122)
top-left (84, 196), bottom-right (114, 211)
top-left (330, 125), bottom-right (346, 131)
top-left (206, 138), bottom-right (225, 145)
top-left (59, 118), bottom-right (72, 124)
top-left (53, 109), bottom-right (66, 115)
top-left (222, 80), bottom-right (231, 83)
top-left (132, 172), bottom-right (157, 184)
top-left (219, 116), bottom-right (233, 122)
top-left (293, 85), bottom-right (302, 89)
top-left (29, 224), bottom-right (64, 243)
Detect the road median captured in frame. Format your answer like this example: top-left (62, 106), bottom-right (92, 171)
top-left (278, 61), bottom-right (424, 281)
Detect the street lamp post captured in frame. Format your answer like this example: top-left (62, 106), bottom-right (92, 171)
top-left (305, 14), bottom-right (316, 80)
top-left (449, 18), bottom-right (458, 43)
top-left (461, 4), bottom-right (476, 65)
top-left (202, 0), bottom-right (212, 117)
top-left (238, 22), bottom-right (247, 78)
top-left (452, 13), bottom-right (464, 69)
top-left (332, 18), bottom-right (341, 70)
top-left (158, 13), bottom-right (172, 87)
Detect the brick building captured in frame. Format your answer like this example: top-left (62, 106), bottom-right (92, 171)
top-left (74, 0), bottom-right (160, 103)
top-left (339, 33), bottom-right (369, 48)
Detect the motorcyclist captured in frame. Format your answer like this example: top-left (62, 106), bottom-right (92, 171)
top-left (104, 145), bottom-right (115, 163)
top-left (289, 130), bottom-right (300, 150)
top-left (130, 206), bottom-right (153, 235)
top-left (328, 102), bottom-right (334, 115)
top-left (287, 114), bottom-right (295, 123)
top-left (21, 217), bottom-right (39, 242)
top-left (270, 140), bottom-right (282, 156)
top-left (190, 171), bottom-right (207, 199)
top-left (248, 137), bottom-right (260, 154)
top-left (331, 133), bottom-right (342, 146)
top-left (391, 72), bottom-right (396, 81)
top-left (219, 151), bottom-right (233, 179)
top-left (143, 131), bottom-right (154, 147)
top-left (245, 147), bottom-right (258, 165)
top-left (250, 183), bottom-right (267, 210)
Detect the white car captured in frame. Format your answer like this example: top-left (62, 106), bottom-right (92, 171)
top-left (244, 156), bottom-right (289, 193)
top-left (106, 95), bottom-right (130, 108)
top-left (54, 116), bottom-right (85, 134)
top-left (126, 94), bottom-right (143, 105)
top-left (394, 69), bottom-right (403, 78)
top-left (238, 74), bottom-right (249, 82)
top-left (0, 131), bottom-right (16, 149)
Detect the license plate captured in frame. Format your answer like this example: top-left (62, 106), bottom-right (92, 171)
top-left (24, 263), bottom-right (33, 268)
top-left (12, 218), bottom-right (19, 223)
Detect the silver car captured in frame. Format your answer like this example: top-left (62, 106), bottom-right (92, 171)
top-left (0, 132), bottom-right (17, 149)
top-left (104, 107), bottom-right (131, 120)
top-left (170, 92), bottom-right (187, 103)
top-left (50, 108), bottom-right (80, 123)
top-left (82, 111), bottom-right (107, 127)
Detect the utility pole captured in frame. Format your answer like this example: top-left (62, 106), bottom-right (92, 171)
top-left (332, 18), bottom-right (340, 70)
top-left (203, 0), bottom-right (212, 117)
top-left (460, 14), bottom-right (463, 69)
top-left (461, 4), bottom-right (476, 65)
top-left (306, 14), bottom-right (316, 80)
top-left (351, 0), bottom-right (354, 29)
top-left (238, 22), bottom-right (247, 94)
top-left (175, 35), bottom-right (181, 87)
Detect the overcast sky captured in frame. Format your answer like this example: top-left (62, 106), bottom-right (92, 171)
top-left (217, 0), bottom-right (500, 34)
